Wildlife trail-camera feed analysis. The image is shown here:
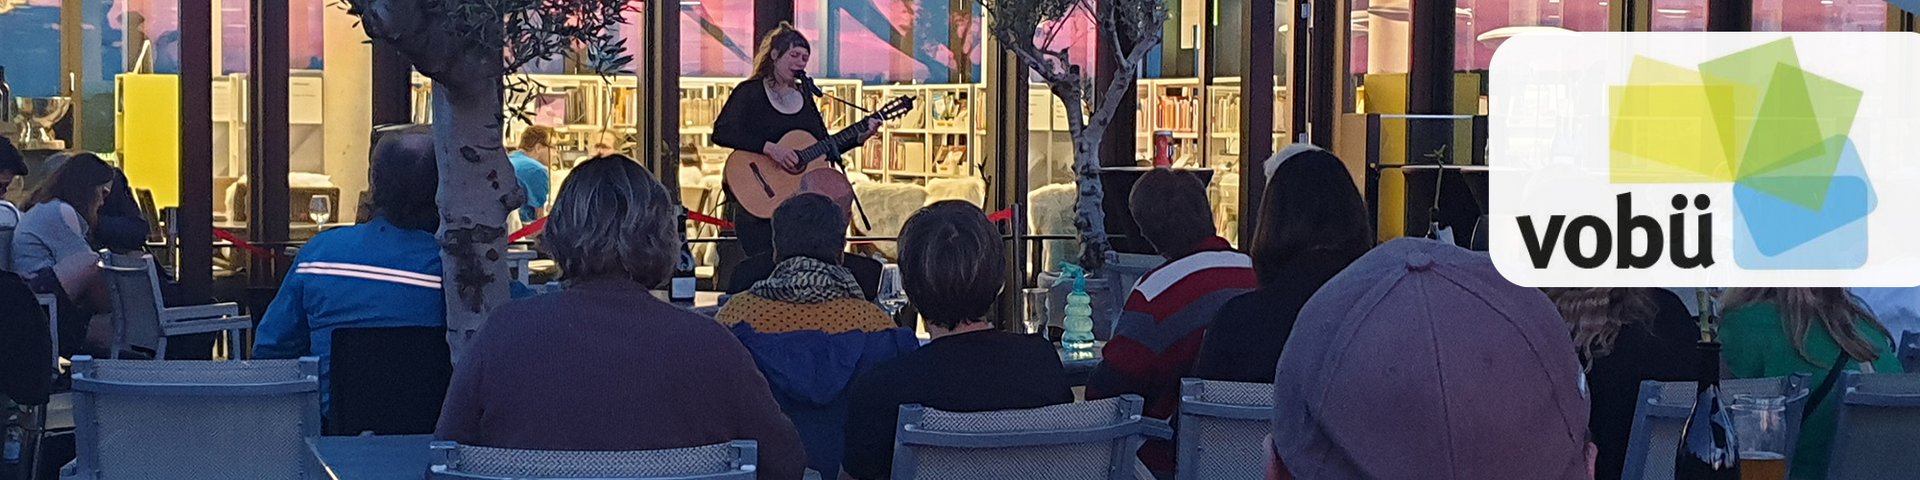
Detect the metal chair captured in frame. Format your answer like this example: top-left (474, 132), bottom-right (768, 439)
top-left (325, 327), bottom-right (452, 436)
top-left (890, 394), bottom-right (1173, 480)
top-left (1898, 331), bottom-right (1919, 376)
top-left (1825, 372), bottom-right (1920, 480)
top-left (59, 356), bottom-right (323, 480)
top-left (427, 440), bottom-right (759, 479)
top-left (98, 251), bottom-right (251, 360)
top-left (1620, 375), bottom-right (1809, 480)
top-left (1175, 379), bottom-right (1271, 480)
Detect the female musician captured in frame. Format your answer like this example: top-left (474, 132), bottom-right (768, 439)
top-left (712, 23), bottom-right (880, 258)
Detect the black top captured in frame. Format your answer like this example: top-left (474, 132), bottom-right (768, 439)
top-left (727, 253), bottom-right (883, 301)
top-left (1588, 288), bottom-right (1702, 480)
top-left (1192, 249), bottom-right (1359, 383)
top-left (840, 330), bottom-right (1075, 479)
top-left (711, 79), bottom-right (836, 156)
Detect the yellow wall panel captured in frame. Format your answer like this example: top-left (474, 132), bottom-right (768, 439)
top-left (116, 74), bottom-right (181, 208)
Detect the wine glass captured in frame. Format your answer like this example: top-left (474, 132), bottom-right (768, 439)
top-left (877, 264), bottom-right (907, 316)
top-left (308, 195), bottom-right (333, 224)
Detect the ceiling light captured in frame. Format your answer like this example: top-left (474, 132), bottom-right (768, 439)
top-left (1656, 8), bottom-right (1691, 15)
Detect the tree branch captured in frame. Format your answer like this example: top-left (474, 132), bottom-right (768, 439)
top-left (1088, 25), bottom-right (1162, 132)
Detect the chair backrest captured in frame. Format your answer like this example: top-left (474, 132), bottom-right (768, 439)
top-left (99, 251), bottom-right (167, 355)
top-left (891, 394), bottom-right (1171, 480)
top-left (1620, 375), bottom-right (1809, 480)
top-left (65, 356), bottom-right (323, 480)
top-left (1826, 372), bottom-right (1920, 480)
top-left (326, 326), bottom-right (453, 436)
top-left (1898, 332), bottom-right (1920, 376)
top-left (0, 200), bottom-right (19, 272)
top-left (428, 440), bottom-right (759, 480)
top-left (135, 188), bottom-right (163, 243)
top-left (1175, 379), bottom-right (1273, 480)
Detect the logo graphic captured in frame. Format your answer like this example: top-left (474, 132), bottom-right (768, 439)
top-left (1609, 38), bottom-right (1871, 270)
top-left (1487, 33), bottom-right (1920, 287)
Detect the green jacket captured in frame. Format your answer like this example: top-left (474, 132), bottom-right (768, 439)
top-left (1721, 303), bottom-right (1903, 480)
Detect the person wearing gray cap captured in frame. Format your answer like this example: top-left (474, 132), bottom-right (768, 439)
top-left (1271, 237), bottom-right (1594, 479)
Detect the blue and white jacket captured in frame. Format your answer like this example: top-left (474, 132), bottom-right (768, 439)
top-left (256, 217), bottom-right (455, 410)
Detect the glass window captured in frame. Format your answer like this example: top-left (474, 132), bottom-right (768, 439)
top-left (1756, 0), bottom-right (1883, 31)
top-left (795, 0), bottom-right (984, 83)
top-left (1651, 0), bottom-right (1708, 30)
top-left (681, 0), bottom-right (754, 77)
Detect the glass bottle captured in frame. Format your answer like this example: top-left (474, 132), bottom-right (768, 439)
top-left (1676, 289), bottom-right (1740, 479)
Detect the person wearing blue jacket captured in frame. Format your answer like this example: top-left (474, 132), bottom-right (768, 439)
top-left (720, 193), bottom-right (918, 475)
top-left (254, 130), bottom-right (450, 411)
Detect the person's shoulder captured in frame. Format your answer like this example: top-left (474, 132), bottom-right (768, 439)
top-left (731, 78), bottom-right (764, 90)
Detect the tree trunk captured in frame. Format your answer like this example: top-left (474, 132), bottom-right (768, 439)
top-left (1059, 88), bottom-right (1113, 272)
top-left (431, 79), bottom-right (521, 361)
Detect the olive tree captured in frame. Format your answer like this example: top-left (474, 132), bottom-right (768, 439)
top-left (978, 0), bottom-right (1166, 271)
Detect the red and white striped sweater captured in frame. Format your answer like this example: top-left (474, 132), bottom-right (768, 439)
top-left (1085, 236), bottom-right (1257, 472)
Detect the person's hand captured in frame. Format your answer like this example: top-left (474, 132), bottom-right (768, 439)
top-left (763, 142), bottom-right (801, 171)
top-left (860, 117), bottom-right (883, 143)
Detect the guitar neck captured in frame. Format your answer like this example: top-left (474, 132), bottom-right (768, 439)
top-left (798, 115), bottom-right (879, 161)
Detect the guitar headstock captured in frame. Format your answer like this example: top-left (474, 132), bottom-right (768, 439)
top-left (871, 96), bottom-right (917, 122)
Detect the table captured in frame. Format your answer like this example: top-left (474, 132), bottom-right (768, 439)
top-left (311, 434), bottom-right (433, 480)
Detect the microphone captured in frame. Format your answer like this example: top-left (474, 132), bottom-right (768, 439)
top-left (795, 70), bottom-right (826, 98)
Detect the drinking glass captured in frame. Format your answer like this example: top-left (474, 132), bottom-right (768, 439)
top-left (1022, 287), bottom-right (1051, 336)
top-left (877, 264), bottom-right (907, 316)
top-left (1730, 394), bottom-right (1790, 480)
top-left (309, 195), bottom-right (333, 224)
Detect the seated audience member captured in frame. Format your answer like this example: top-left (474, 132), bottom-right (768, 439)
top-left (93, 167), bottom-right (150, 253)
top-left (13, 153), bottom-right (118, 356)
top-left (724, 184), bottom-right (881, 301)
top-left (718, 193), bottom-right (916, 476)
top-left (435, 156), bottom-right (805, 480)
top-left (839, 201), bottom-right (1074, 480)
top-left (0, 138), bottom-right (27, 271)
top-left (718, 193), bottom-right (895, 333)
top-left (1549, 288), bottom-right (1699, 480)
top-left (1272, 238), bottom-right (1592, 479)
top-left (1721, 288), bottom-right (1903, 480)
top-left (254, 131), bottom-right (449, 411)
top-left (1194, 147), bottom-right (1370, 383)
top-left (1085, 168), bottom-right (1257, 474)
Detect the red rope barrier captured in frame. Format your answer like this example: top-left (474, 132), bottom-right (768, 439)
top-left (509, 217), bottom-right (548, 242)
top-left (213, 228), bottom-right (285, 259)
top-left (987, 208), bottom-right (1014, 223)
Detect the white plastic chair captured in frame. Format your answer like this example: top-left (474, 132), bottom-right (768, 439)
top-left (99, 251), bottom-right (251, 359)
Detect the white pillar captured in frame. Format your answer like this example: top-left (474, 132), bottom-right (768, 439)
top-left (322, 0), bottom-right (373, 221)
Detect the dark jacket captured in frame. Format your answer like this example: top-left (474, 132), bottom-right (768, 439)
top-left (1193, 249), bottom-right (1360, 383)
top-left (0, 270), bottom-right (52, 406)
top-left (1588, 288), bottom-right (1701, 480)
top-left (727, 253), bottom-right (882, 301)
top-left (436, 278), bottom-right (808, 480)
top-left (730, 322), bottom-right (918, 476)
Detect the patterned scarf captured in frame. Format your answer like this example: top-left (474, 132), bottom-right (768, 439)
top-left (749, 256), bottom-right (866, 304)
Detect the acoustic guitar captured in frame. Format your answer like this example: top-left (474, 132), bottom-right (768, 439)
top-left (724, 96), bottom-right (916, 219)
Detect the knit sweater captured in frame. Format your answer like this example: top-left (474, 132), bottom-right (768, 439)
top-left (717, 293), bottom-right (894, 334)
top-left (1085, 236), bottom-right (1257, 472)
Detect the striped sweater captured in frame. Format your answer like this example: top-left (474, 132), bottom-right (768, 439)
top-left (1085, 236), bottom-right (1257, 473)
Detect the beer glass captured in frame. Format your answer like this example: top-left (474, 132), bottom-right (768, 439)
top-left (1730, 394), bottom-right (1789, 480)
